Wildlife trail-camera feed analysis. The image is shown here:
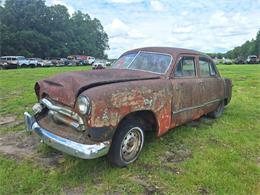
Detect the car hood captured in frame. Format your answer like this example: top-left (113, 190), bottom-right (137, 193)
top-left (35, 68), bottom-right (161, 107)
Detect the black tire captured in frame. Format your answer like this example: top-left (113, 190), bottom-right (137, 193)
top-left (108, 119), bottom-right (145, 167)
top-left (208, 100), bottom-right (224, 118)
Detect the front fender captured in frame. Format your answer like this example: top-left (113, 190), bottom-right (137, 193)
top-left (81, 79), bottom-right (172, 141)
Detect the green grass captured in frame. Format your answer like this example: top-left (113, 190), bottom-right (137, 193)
top-left (0, 65), bottom-right (259, 194)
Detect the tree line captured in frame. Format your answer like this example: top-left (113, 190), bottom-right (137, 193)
top-left (0, 0), bottom-right (109, 58)
top-left (208, 30), bottom-right (260, 59)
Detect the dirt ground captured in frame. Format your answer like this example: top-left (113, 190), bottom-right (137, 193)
top-left (0, 130), bottom-right (64, 168)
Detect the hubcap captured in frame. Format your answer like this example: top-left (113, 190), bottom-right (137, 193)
top-left (120, 127), bottom-right (144, 162)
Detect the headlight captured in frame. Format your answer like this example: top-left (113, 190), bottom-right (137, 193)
top-left (77, 96), bottom-right (91, 115)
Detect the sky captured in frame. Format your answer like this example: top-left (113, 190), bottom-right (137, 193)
top-left (45, 0), bottom-right (260, 58)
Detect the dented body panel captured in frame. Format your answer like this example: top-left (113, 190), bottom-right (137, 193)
top-left (27, 47), bottom-right (232, 159)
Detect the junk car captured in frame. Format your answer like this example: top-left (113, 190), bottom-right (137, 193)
top-left (24, 47), bottom-right (232, 167)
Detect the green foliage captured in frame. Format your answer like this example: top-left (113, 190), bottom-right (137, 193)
top-left (209, 30), bottom-right (260, 59)
top-left (0, 0), bottom-right (109, 58)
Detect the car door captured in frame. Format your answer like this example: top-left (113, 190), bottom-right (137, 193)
top-left (170, 55), bottom-right (203, 127)
top-left (198, 57), bottom-right (224, 112)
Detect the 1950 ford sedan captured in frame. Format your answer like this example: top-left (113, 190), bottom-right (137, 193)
top-left (24, 47), bottom-right (232, 167)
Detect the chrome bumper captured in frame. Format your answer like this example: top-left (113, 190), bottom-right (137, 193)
top-left (24, 112), bottom-right (110, 159)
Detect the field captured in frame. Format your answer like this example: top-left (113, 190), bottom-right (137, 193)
top-left (0, 65), bottom-right (259, 194)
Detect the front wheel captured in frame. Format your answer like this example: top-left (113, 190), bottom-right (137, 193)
top-left (208, 100), bottom-right (224, 118)
top-left (108, 120), bottom-right (144, 167)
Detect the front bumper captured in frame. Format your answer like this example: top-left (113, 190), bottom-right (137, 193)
top-left (24, 112), bottom-right (110, 159)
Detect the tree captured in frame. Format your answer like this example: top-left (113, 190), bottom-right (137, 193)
top-left (0, 0), bottom-right (109, 58)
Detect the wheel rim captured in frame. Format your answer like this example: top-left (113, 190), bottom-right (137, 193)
top-left (120, 127), bottom-right (144, 162)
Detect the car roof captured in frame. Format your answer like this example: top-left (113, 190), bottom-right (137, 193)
top-left (122, 47), bottom-right (209, 58)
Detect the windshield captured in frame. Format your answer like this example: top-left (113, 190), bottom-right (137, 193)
top-left (112, 51), bottom-right (172, 74)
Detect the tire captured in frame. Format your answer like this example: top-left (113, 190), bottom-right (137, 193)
top-left (108, 119), bottom-right (145, 167)
top-left (208, 100), bottom-right (224, 118)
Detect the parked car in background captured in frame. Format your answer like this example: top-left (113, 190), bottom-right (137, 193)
top-left (0, 56), bottom-right (30, 68)
top-left (246, 55), bottom-right (257, 64)
top-left (86, 56), bottom-right (95, 65)
top-left (92, 59), bottom-right (107, 69)
top-left (234, 57), bottom-right (245, 64)
top-left (24, 47), bottom-right (232, 167)
top-left (223, 58), bottom-right (233, 65)
top-left (0, 56), bottom-right (19, 69)
top-left (27, 58), bottom-right (38, 68)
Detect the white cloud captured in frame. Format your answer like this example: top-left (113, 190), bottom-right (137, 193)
top-left (105, 18), bottom-right (145, 38)
top-left (150, 0), bottom-right (166, 11)
top-left (105, 18), bottom-right (129, 37)
top-left (46, 0), bottom-right (260, 58)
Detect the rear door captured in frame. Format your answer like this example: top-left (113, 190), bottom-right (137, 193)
top-left (170, 55), bottom-right (203, 127)
top-left (198, 57), bottom-right (224, 112)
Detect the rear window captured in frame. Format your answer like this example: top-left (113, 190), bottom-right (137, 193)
top-left (199, 58), bottom-right (210, 76)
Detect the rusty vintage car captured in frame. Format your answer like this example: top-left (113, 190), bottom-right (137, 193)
top-left (24, 47), bottom-right (232, 167)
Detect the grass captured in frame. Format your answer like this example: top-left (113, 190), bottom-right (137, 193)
top-left (0, 65), bottom-right (259, 194)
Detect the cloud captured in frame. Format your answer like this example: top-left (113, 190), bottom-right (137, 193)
top-left (150, 0), bottom-right (166, 11)
top-left (105, 18), bottom-right (145, 39)
top-left (45, 0), bottom-right (260, 58)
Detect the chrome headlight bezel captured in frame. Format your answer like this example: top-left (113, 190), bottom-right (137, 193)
top-left (77, 96), bottom-right (91, 115)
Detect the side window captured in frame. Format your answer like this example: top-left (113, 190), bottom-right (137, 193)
top-left (7, 58), bottom-right (11, 61)
top-left (199, 58), bottom-right (210, 76)
top-left (174, 56), bottom-right (196, 77)
top-left (209, 61), bottom-right (217, 76)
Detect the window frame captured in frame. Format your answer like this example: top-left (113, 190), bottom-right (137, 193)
top-left (209, 61), bottom-right (218, 77)
top-left (172, 55), bottom-right (197, 78)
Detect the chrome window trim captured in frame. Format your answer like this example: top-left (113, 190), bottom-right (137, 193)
top-left (172, 99), bottom-right (221, 115)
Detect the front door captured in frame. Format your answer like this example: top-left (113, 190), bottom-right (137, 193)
top-left (170, 55), bottom-right (203, 127)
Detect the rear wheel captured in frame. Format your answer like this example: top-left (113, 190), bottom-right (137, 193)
top-left (108, 119), bottom-right (144, 167)
top-left (208, 100), bottom-right (224, 118)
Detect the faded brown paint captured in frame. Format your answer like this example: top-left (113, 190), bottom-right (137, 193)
top-left (34, 47), bottom-right (232, 142)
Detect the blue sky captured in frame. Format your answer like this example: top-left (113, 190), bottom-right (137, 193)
top-left (46, 0), bottom-right (260, 58)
